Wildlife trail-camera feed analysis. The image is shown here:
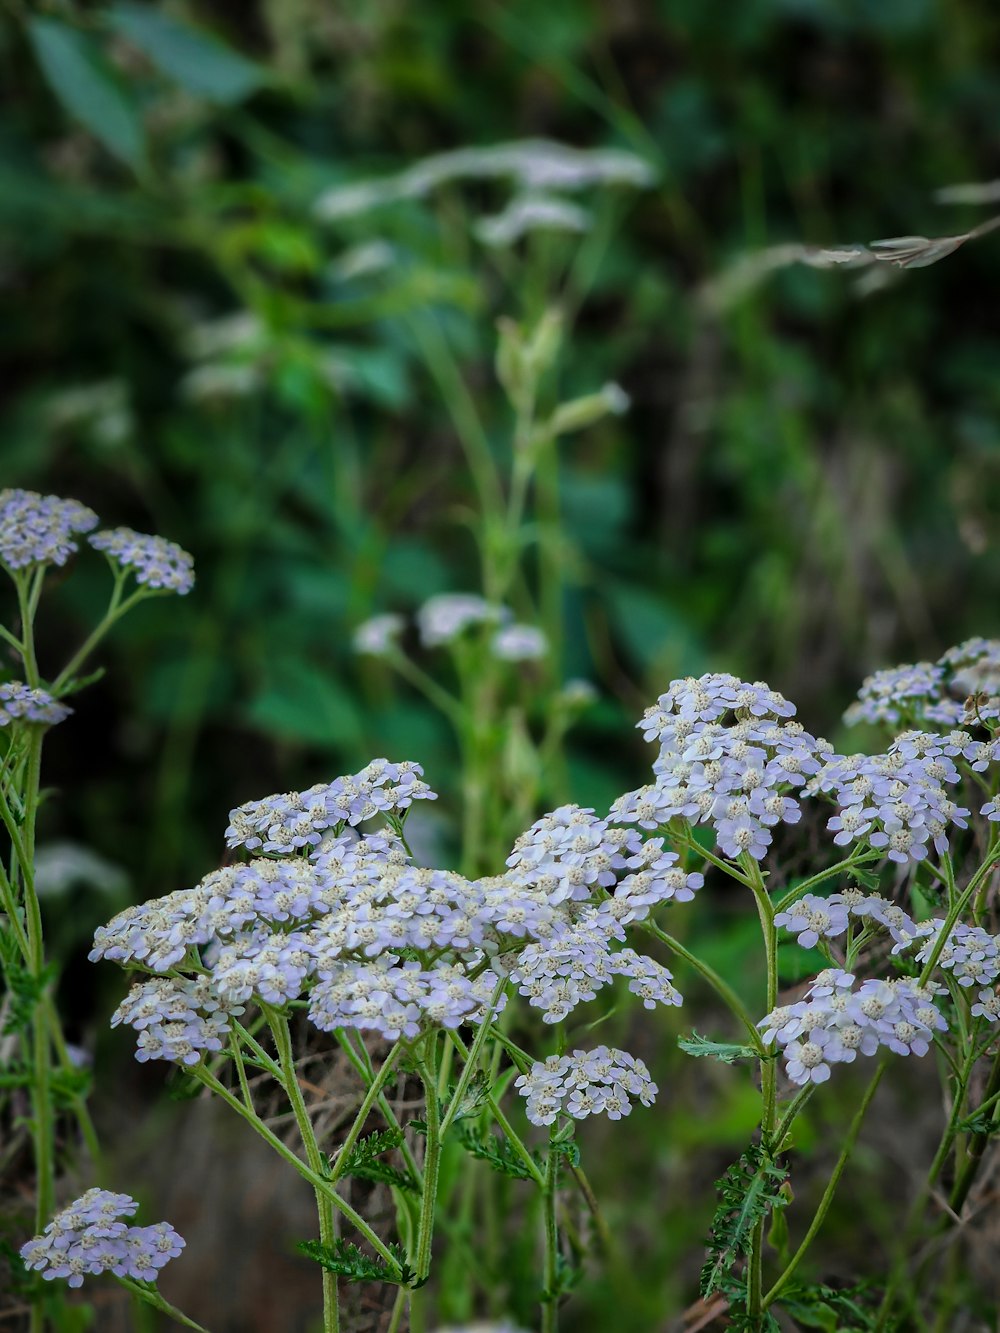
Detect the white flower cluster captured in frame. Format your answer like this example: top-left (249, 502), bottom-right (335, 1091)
top-left (0, 488), bottom-right (97, 570)
top-left (225, 760), bottom-right (437, 852)
top-left (759, 970), bottom-right (946, 1085)
top-left (0, 682), bottom-right (72, 728)
top-left (846, 639), bottom-right (1000, 730)
top-left (354, 595), bottom-right (547, 662)
top-left (613, 674), bottom-right (827, 862)
top-left (95, 767), bottom-right (690, 1060)
top-left (806, 730), bottom-right (981, 864)
top-left (20, 1189), bottom-right (184, 1288)
top-left (774, 889), bottom-right (917, 950)
top-left (903, 919), bottom-right (1000, 988)
top-left (515, 1046), bottom-right (657, 1126)
top-left (89, 527), bottom-right (194, 595)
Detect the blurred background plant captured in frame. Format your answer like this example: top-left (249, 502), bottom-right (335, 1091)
top-left (3, 0), bottom-right (1000, 1329)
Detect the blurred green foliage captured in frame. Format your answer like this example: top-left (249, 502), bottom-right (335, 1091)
top-left (3, 0), bottom-right (1000, 1327)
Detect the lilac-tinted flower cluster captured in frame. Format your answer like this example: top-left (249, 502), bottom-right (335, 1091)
top-left (0, 682), bottom-right (72, 728)
top-left (491, 624), bottom-right (547, 662)
top-left (774, 889), bottom-right (917, 950)
top-left (353, 613), bottom-right (405, 656)
top-left (20, 1189), bottom-right (184, 1288)
top-left (111, 976), bottom-right (240, 1065)
top-left (759, 970), bottom-right (946, 1085)
top-left (844, 662), bottom-right (947, 728)
top-left (902, 919), bottom-right (1000, 988)
top-left (0, 488), bottom-right (97, 571)
top-left (805, 731), bottom-right (977, 864)
top-left (225, 760), bottom-right (437, 851)
top-left (515, 1046), bottom-right (657, 1126)
top-left (941, 638), bottom-right (1000, 702)
top-left (612, 673), bottom-right (828, 862)
top-left (89, 527), bottom-right (195, 595)
top-left (417, 594), bottom-right (509, 648)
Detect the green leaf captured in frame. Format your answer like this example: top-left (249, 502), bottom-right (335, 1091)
top-left (332, 1127), bottom-right (419, 1193)
top-left (700, 1142), bottom-right (790, 1299)
top-left (678, 1031), bottom-right (761, 1065)
top-left (27, 18), bottom-right (145, 169)
top-left (455, 1122), bottom-right (535, 1181)
top-left (244, 660), bottom-right (364, 747)
top-left (297, 1238), bottom-right (414, 1287)
top-left (108, 5), bottom-right (265, 104)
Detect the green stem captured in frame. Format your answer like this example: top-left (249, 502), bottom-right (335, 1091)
top-left (763, 1062), bottom-right (886, 1309)
top-left (439, 977), bottom-right (509, 1139)
top-left (193, 1064), bottom-right (402, 1273)
top-left (115, 1276), bottom-right (215, 1332)
top-left (541, 1131), bottom-right (560, 1333)
top-left (51, 579), bottom-right (145, 693)
top-left (643, 920), bottom-right (765, 1052)
top-left (773, 851), bottom-right (879, 912)
top-left (267, 1011), bottom-right (340, 1333)
top-left (327, 1038), bottom-right (406, 1185)
top-left (746, 857), bottom-right (778, 1324)
top-left (414, 1038), bottom-right (442, 1284)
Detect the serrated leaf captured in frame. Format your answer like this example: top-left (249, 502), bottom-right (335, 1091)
top-left (297, 1237), bottom-right (414, 1287)
top-left (700, 1142), bottom-right (790, 1299)
top-left (108, 5), bottom-right (265, 104)
top-left (848, 867), bottom-right (882, 892)
top-left (679, 1032), bottom-right (760, 1065)
top-left (27, 18), bottom-right (145, 169)
top-left (334, 1126), bottom-right (418, 1193)
top-left (455, 1122), bottom-right (534, 1180)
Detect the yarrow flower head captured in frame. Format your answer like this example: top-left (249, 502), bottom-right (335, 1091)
top-left (845, 662), bottom-right (946, 728)
top-left (353, 613), bottom-right (405, 657)
top-left (613, 673), bottom-right (827, 862)
top-left (491, 623), bottom-right (547, 662)
top-left (416, 593), bottom-right (509, 648)
top-left (20, 1189), bottom-right (184, 1288)
top-left (0, 488), bottom-right (97, 571)
top-left (0, 682), bottom-right (72, 728)
top-left (515, 1046), bottom-right (657, 1126)
top-left (759, 971), bottom-right (946, 1086)
top-left (89, 528), bottom-right (194, 595)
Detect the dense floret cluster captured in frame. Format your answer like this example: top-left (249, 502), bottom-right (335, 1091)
top-left (612, 673), bottom-right (828, 862)
top-left (760, 970), bottom-right (946, 1085)
top-left (20, 1190), bottom-right (184, 1288)
top-left (774, 889), bottom-right (916, 950)
top-left (89, 527), bottom-right (195, 594)
top-left (0, 682), bottom-right (72, 728)
top-left (94, 774), bottom-right (690, 1060)
top-left (515, 1046), bottom-right (658, 1125)
top-left (0, 488), bottom-right (97, 570)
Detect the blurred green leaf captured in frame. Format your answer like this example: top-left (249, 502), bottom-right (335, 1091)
top-left (108, 4), bottom-right (266, 104)
top-left (245, 659), bottom-right (364, 747)
top-left (27, 18), bottom-right (145, 169)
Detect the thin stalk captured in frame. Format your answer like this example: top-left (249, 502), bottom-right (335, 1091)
top-left (193, 1065), bottom-right (402, 1273)
top-left (773, 851), bottom-right (879, 912)
top-left (267, 1011), bottom-right (339, 1333)
top-left (439, 978), bottom-right (509, 1139)
top-left (115, 1276), bottom-right (214, 1332)
top-left (763, 1062), bottom-right (885, 1309)
top-left (643, 920), bottom-right (764, 1052)
top-left (746, 857), bottom-right (778, 1324)
top-left (51, 577), bottom-right (142, 692)
top-left (541, 1132), bottom-right (560, 1333)
top-left (414, 1039), bottom-right (442, 1284)
top-left (327, 1038), bottom-right (406, 1185)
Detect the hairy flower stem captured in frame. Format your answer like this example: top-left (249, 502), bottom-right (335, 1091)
top-left (267, 1011), bottom-right (340, 1333)
top-left (643, 920), bottom-right (765, 1052)
top-left (193, 1065), bottom-right (402, 1272)
top-left (327, 1038), bottom-right (407, 1185)
top-left (115, 1276), bottom-right (215, 1333)
top-left (415, 1039), bottom-right (442, 1287)
top-left (763, 1061), bottom-right (886, 1310)
top-left (541, 1133), bottom-right (561, 1333)
top-left (745, 858), bottom-right (777, 1326)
